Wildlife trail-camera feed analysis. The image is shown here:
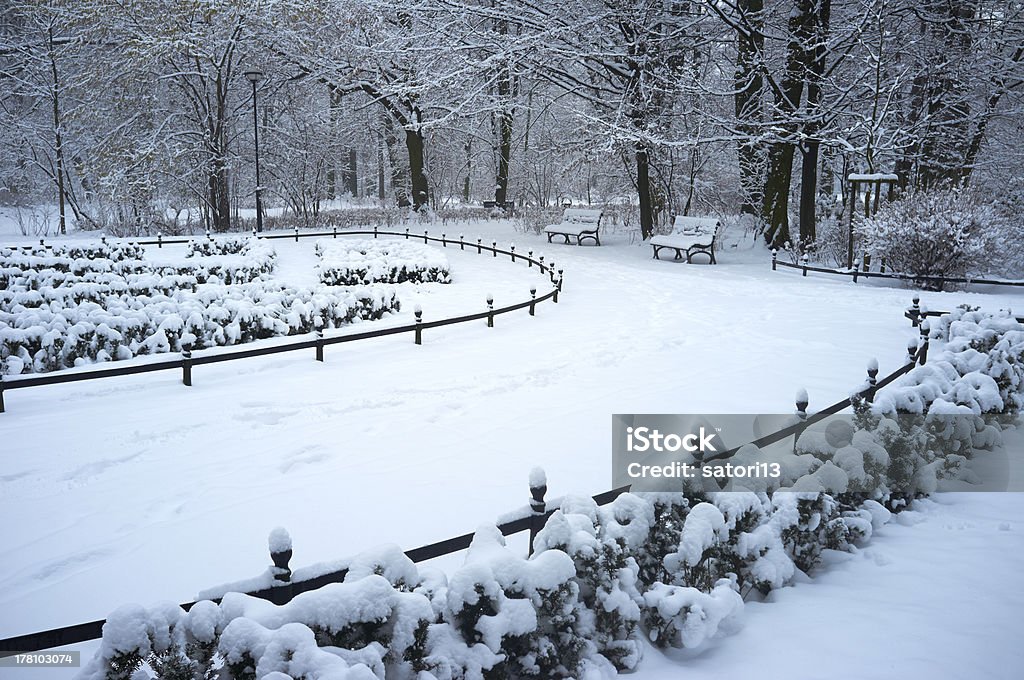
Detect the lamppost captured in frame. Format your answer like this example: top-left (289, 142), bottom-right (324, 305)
top-left (244, 68), bottom-right (265, 233)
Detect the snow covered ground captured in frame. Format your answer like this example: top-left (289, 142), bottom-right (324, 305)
top-left (2, 221), bottom-right (1023, 678)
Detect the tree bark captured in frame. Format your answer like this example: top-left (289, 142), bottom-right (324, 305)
top-left (734, 0), bottom-right (765, 216)
top-left (636, 142), bottom-right (654, 240)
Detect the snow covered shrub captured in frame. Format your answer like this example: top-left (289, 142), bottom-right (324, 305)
top-left (0, 253), bottom-right (400, 374)
top-left (771, 493), bottom-right (850, 573)
top-left (534, 495), bottom-right (644, 671)
top-left (857, 189), bottom-right (1002, 289)
top-left (186, 236), bottom-right (254, 257)
top-left (641, 580), bottom-right (744, 649)
top-left (446, 525), bottom-right (587, 679)
top-left (631, 493), bottom-right (694, 587)
top-left (658, 495), bottom-right (793, 597)
top-left (316, 239), bottom-right (451, 286)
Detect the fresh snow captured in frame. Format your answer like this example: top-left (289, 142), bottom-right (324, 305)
top-left (1, 222), bottom-right (1023, 678)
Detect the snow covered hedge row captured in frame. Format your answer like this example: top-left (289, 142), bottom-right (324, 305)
top-left (80, 490), bottom-right (886, 680)
top-left (1, 283), bottom-right (400, 375)
top-left (316, 239), bottom-right (451, 286)
top-left (1, 238), bottom-right (277, 287)
top-left (740, 306), bottom-right (1023, 499)
top-left (0, 238), bottom-right (398, 375)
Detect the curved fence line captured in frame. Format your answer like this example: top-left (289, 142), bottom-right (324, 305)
top-left (0, 229), bottom-right (564, 413)
top-left (0, 297), bottom-right (936, 655)
top-left (771, 250), bottom-right (1024, 288)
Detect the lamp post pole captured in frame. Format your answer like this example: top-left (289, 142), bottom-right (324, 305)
top-left (245, 69), bottom-right (265, 233)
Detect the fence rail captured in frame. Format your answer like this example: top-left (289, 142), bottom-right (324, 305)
top-left (771, 250), bottom-right (1024, 288)
top-left (0, 228), bottom-right (564, 413)
top-left (0, 297), bottom-right (941, 656)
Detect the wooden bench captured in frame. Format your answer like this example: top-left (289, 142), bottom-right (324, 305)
top-left (543, 208), bottom-right (603, 246)
top-left (650, 216), bottom-right (721, 264)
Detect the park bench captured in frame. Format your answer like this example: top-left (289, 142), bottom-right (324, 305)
top-left (543, 208), bottom-right (603, 246)
top-left (650, 216), bottom-right (721, 264)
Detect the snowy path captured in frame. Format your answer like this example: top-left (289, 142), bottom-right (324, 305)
top-left (2, 224), bottom-right (1024, 677)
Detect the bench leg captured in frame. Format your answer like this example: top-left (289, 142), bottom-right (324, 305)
top-left (547, 233), bottom-right (554, 243)
top-left (652, 246), bottom-right (661, 260)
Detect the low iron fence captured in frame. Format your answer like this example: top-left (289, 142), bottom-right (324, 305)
top-left (771, 249), bottom-right (1024, 289)
top-left (0, 228), bottom-right (565, 413)
top-left (0, 299), bottom-right (939, 656)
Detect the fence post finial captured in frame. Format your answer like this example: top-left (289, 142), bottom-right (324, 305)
top-left (528, 467), bottom-right (547, 557)
top-left (907, 337), bottom-right (919, 363)
top-left (866, 358), bottom-right (879, 402)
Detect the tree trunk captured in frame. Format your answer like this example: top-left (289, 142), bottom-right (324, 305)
top-left (798, 139), bottom-right (819, 246)
top-left (47, 27), bottom-right (67, 235)
top-left (637, 142), bottom-right (654, 240)
top-left (734, 0), bottom-right (765, 216)
top-left (405, 126), bottom-right (429, 211)
top-left (495, 108), bottom-right (513, 207)
top-left (762, 142), bottom-right (795, 249)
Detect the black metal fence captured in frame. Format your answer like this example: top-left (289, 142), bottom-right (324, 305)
top-left (0, 298), bottom-right (940, 656)
top-left (0, 228), bottom-right (565, 413)
top-left (771, 249), bottom-right (1024, 289)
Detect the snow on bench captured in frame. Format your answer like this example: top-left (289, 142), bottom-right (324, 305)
top-left (543, 208), bottom-right (603, 246)
top-left (650, 216), bottom-right (721, 264)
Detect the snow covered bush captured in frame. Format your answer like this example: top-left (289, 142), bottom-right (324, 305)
top-left (316, 239), bottom-right (451, 285)
top-left (857, 189), bottom-right (1002, 290)
top-left (533, 495), bottom-right (644, 671)
top-left (641, 579), bottom-right (744, 649)
top-left (0, 237), bottom-right (399, 375)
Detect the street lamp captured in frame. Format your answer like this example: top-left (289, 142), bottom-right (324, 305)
top-left (244, 68), bottom-right (265, 233)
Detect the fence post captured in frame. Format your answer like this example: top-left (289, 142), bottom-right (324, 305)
top-left (0, 373), bottom-right (5, 414)
top-left (557, 269), bottom-right (564, 293)
top-left (510, 243), bottom-right (516, 262)
top-left (157, 232), bottom-right (163, 249)
top-left (906, 295), bottom-right (921, 327)
top-left (852, 259), bottom-right (860, 283)
top-left (771, 248), bottom-right (777, 271)
top-left (486, 294), bottom-right (494, 327)
top-left (315, 329), bottom-right (324, 362)
top-left (406, 228), bottom-right (410, 240)
top-left (801, 253), bottom-right (809, 277)
top-left (442, 233), bottom-right (447, 247)
top-left (206, 229), bottom-right (212, 241)
top-left (182, 349), bottom-right (193, 387)
top-left (529, 287), bottom-right (537, 316)
top-left (492, 240), bottom-right (497, 257)
top-left (269, 528), bottom-right (294, 606)
top-left (424, 230), bottom-right (429, 244)
top-left (334, 225), bottom-right (338, 239)
top-left (459, 234), bottom-right (465, 251)
top-left (528, 250), bottom-right (533, 267)
top-left (528, 468), bottom-right (547, 557)
top-left (866, 358), bottom-right (879, 403)
top-left (794, 388), bottom-right (808, 453)
top-left (101, 233), bottom-right (107, 246)
top-left (477, 237), bottom-right (482, 254)
top-left (294, 226), bottom-right (299, 243)
top-left (414, 305), bottom-right (423, 345)
top-left (907, 338), bottom-right (919, 364)
top-left (918, 320), bottom-right (930, 365)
